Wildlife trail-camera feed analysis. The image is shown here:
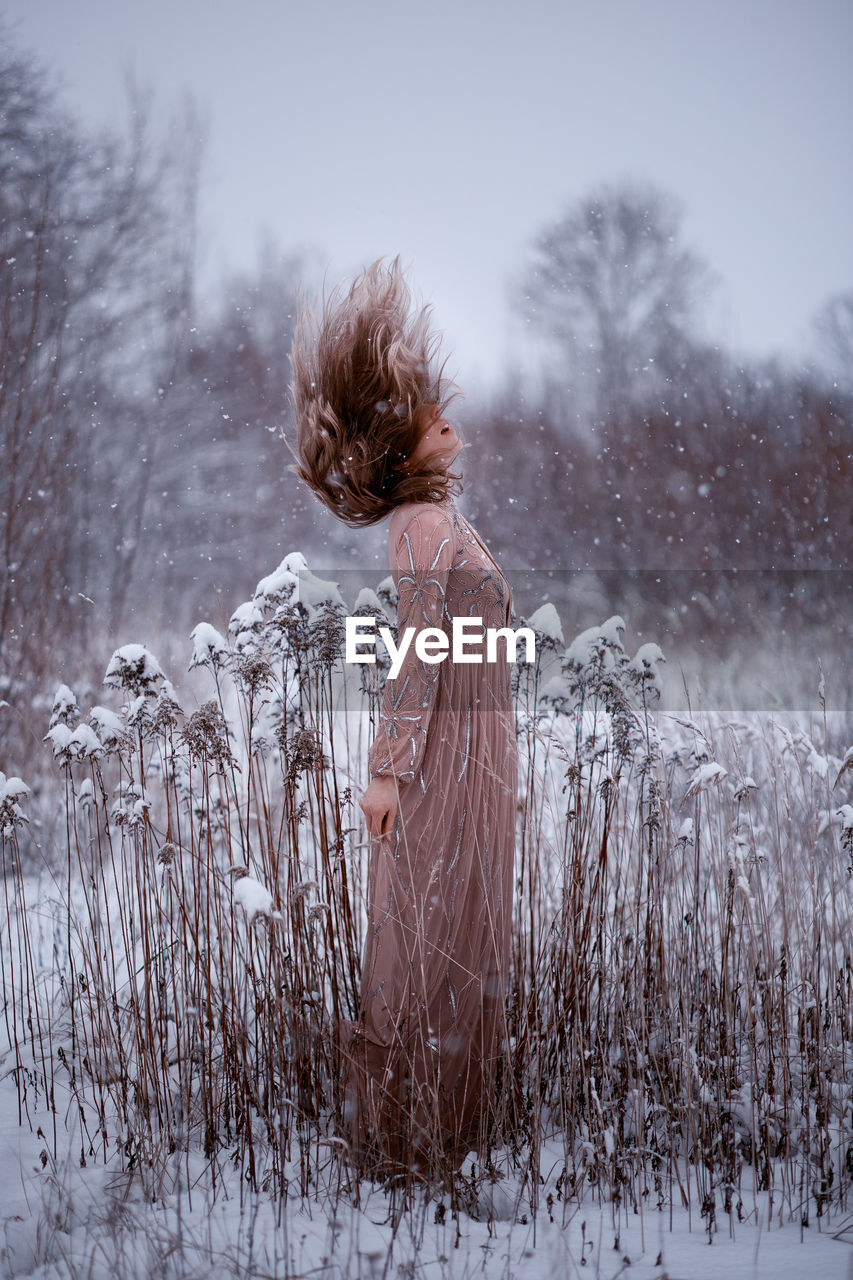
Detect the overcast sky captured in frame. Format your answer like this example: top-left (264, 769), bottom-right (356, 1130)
top-left (4, 0), bottom-right (852, 390)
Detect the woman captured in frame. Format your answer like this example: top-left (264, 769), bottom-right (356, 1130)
top-left (289, 259), bottom-right (518, 1181)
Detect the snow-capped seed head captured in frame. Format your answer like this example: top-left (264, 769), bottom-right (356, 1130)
top-left (190, 622), bottom-right (229, 671)
top-left (631, 643), bottom-right (666, 672)
top-left (44, 723), bottom-right (73, 763)
top-left (228, 600), bottom-right (264, 636)
top-left (110, 782), bottom-right (151, 829)
top-left (683, 761), bottom-right (728, 803)
top-left (294, 569), bottom-right (347, 624)
top-left (352, 586), bottom-right (390, 621)
top-left (77, 779), bottom-right (95, 807)
top-left (89, 705), bottom-right (128, 750)
top-left (150, 685), bottom-right (184, 734)
top-left (0, 773), bottom-right (31, 837)
top-left (232, 873), bottom-right (280, 924)
top-left (628, 643), bottom-right (666, 699)
top-left (563, 616), bottom-right (628, 671)
top-left (526, 603), bottom-right (565, 645)
top-left (253, 553), bottom-right (308, 607)
top-left (50, 684), bottom-right (79, 729)
top-left (69, 723), bottom-right (104, 760)
top-left (733, 777), bottom-right (759, 802)
top-left (104, 644), bottom-right (166, 697)
top-left (125, 693), bottom-right (154, 731)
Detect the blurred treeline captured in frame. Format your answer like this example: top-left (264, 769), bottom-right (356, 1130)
top-left (1, 34), bottom-right (851, 767)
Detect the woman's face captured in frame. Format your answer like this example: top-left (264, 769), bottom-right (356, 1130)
top-left (405, 403), bottom-right (464, 472)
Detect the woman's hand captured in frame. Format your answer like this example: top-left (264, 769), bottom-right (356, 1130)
top-left (359, 776), bottom-right (401, 842)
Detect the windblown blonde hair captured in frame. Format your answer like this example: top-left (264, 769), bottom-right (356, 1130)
top-left (287, 257), bottom-right (462, 526)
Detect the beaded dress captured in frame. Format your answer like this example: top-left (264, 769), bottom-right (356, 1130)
top-left (342, 496), bottom-right (518, 1173)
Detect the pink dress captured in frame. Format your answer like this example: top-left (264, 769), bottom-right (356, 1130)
top-left (342, 497), bottom-right (519, 1176)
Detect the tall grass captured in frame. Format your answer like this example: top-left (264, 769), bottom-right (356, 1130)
top-left (1, 553), bottom-right (850, 1242)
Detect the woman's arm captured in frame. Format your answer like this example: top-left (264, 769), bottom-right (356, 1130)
top-left (359, 505), bottom-right (454, 837)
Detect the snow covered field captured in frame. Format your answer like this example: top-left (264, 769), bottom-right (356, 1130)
top-left (1, 560), bottom-right (851, 1278)
top-left (1, 1084), bottom-right (850, 1279)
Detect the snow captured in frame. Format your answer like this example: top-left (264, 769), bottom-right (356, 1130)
top-left (295, 566), bottom-right (347, 621)
top-left (103, 644), bottom-right (165, 693)
top-left (802, 737), bottom-right (830, 780)
top-left (526, 601), bottom-right (565, 643)
top-left (49, 684), bottom-right (78, 728)
top-left (88, 705), bottom-right (127, 747)
top-left (598, 615), bottom-right (628, 646)
top-left (0, 774), bottom-right (29, 803)
top-left (683, 760), bottom-right (729, 798)
top-left (232, 560), bottom-right (347, 634)
top-left (820, 803), bottom-right (853, 845)
top-left (564, 616), bottom-right (627, 667)
top-left (0, 772), bottom-right (30, 836)
top-left (189, 621), bottom-right (229, 669)
top-left (43, 723), bottom-right (72, 759)
top-left (629, 642), bottom-right (666, 692)
top-left (252, 551), bottom-right (307, 603)
top-left (231, 872), bottom-right (280, 923)
top-left (125, 693), bottom-right (151, 726)
top-left (67, 723), bottom-right (104, 760)
top-left (0, 1076), bottom-right (849, 1279)
top-left (352, 585), bottom-right (390, 618)
top-left (228, 599), bottom-right (264, 635)
top-left (540, 673), bottom-right (572, 702)
top-left (161, 679), bottom-right (182, 707)
top-left (109, 781), bottom-right (152, 825)
top-left (3, 554), bottom-right (851, 1278)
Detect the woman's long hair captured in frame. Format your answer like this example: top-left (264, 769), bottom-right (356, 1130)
top-left (287, 257), bottom-right (462, 526)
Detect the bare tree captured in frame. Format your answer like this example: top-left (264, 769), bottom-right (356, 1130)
top-left (132, 244), bottom-right (319, 632)
top-left (517, 181), bottom-right (715, 426)
top-left (814, 289), bottom-right (853, 393)
top-left (0, 31), bottom-right (201, 738)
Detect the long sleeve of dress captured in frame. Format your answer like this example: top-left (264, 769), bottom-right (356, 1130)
top-left (367, 505), bottom-right (455, 788)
